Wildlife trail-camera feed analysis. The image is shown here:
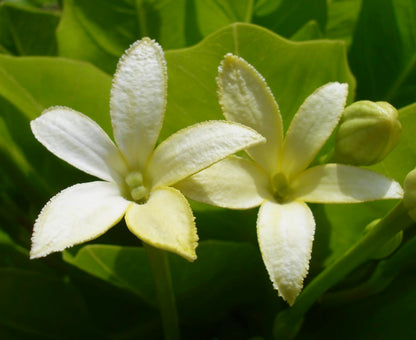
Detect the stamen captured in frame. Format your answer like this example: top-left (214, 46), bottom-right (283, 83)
top-left (125, 171), bottom-right (143, 187)
top-left (131, 186), bottom-right (148, 201)
top-left (125, 171), bottom-right (148, 202)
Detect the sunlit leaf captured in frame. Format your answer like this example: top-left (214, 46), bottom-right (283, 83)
top-left (162, 23), bottom-right (355, 139)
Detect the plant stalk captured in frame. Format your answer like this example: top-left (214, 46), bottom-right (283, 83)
top-left (144, 243), bottom-right (180, 340)
top-left (274, 202), bottom-right (414, 339)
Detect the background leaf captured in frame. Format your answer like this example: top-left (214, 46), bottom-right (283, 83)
top-left (349, 0), bottom-right (416, 108)
top-left (162, 22), bottom-right (355, 140)
top-left (0, 3), bottom-right (59, 56)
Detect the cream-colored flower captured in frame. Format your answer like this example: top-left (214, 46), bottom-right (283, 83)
top-left (176, 54), bottom-right (403, 304)
top-left (30, 41), bottom-right (265, 261)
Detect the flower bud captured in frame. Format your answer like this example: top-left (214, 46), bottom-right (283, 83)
top-left (404, 168), bottom-right (416, 221)
top-left (334, 101), bottom-right (401, 165)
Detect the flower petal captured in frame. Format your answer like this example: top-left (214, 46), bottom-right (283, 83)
top-left (31, 107), bottom-right (128, 183)
top-left (217, 54), bottom-right (283, 174)
top-left (176, 156), bottom-right (270, 209)
top-left (291, 164), bottom-right (403, 203)
top-left (257, 200), bottom-right (315, 306)
top-left (110, 38), bottom-right (167, 170)
top-left (125, 186), bottom-right (198, 261)
top-left (281, 82), bottom-right (348, 179)
top-left (30, 182), bottom-right (130, 259)
top-left (147, 121), bottom-right (265, 188)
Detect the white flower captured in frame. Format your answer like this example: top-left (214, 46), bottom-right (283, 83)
top-left (30, 41), bottom-right (265, 261)
top-left (176, 54), bottom-right (403, 304)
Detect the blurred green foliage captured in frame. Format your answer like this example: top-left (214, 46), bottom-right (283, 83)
top-left (0, 0), bottom-right (416, 339)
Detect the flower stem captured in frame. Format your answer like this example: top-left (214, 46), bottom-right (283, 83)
top-left (274, 202), bottom-right (414, 339)
top-left (144, 243), bottom-right (180, 340)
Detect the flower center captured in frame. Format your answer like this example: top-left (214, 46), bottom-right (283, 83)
top-left (125, 171), bottom-right (149, 203)
top-left (271, 173), bottom-right (291, 202)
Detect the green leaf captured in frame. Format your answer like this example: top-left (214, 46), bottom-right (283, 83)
top-left (162, 23), bottom-right (355, 139)
top-left (63, 244), bottom-right (157, 306)
top-left (252, 0), bottom-right (326, 38)
top-left (372, 103), bottom-right (416, 183)
top-left (63, 240), bottom-right (269, 323)
top-left (310, 201), bottom-right (397, 273)
top-left (325, 0), bottom-right (362, 47)
top-left (0, 55), bottom-right (112, 190)
top-left (298, 267), bottom-right (416, 339)
top-left (1, 0), bottom-right (59, 9)
top-left (0, 268), bottom-right (89, 339)
top-left (349, 0), bottom-right (416, 107)
top-left (0, 3), bottom-right (60, 56)
top-left (290, 20), bottom-right (323, 41)
top-left (57, 0), bottom-right (255, 74)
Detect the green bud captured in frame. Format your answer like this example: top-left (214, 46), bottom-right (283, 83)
top-left (334, 101), bottom-right (401, 165)
top-left (404, 168), bottom-right (416, 221)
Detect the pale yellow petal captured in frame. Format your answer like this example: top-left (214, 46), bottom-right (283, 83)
top-left (31, 107), bottom-right (128, 184)
top-left (281, 82), bottom-right (348, 179)
top-left (291, 164), bottom-right (403, 203)
top-left (147, 121), bottom-right (265, 188)
top-left (30, 182), bottom-right (130, 259)
top-left (110, 38), bottom-right (167, 170)
top-left (125, 187), bottom-right (198, 261)
top-left (257, 200), bottom-right (315, 305)
top-left (218, 54), bottom-right (283, 174)
top-left (176, 156), bottom-right (271, 209)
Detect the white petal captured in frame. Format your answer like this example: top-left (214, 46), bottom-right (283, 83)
top-left (176, 156), bottom-right (271, 209)
top-left (110, 38), bottom-right (167, 170)
top-left (404, 168), bottom-right (416, 221)
top-left (257, 200), bottom-right (315, 306)
top-left (30, 182), bottom-right (130, 259)
top-left (31, 107), bottom-right (128, 183)
top-left (217, 54), bottom-right (283, 174)
top-left (147, 121), bottom-right (265, 188)
top-left (125, 187), bottom-right (198, 261)
top-left (281, 83), bottom-right (348, 179)
top-left (291, 164), bottom-right (403, 203)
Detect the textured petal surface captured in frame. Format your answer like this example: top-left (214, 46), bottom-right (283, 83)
top-left (176, 156), bottom-right (270, 209)
top-left (257, 200), bottom-right (315, 306)
top-left (147, 121), bottom-right (265, 188)
top-left (218, 54), bottom-right (283, 174)
top-left (31, 107), bottom-right (128, 183)
top-left (110, 38), bottom-right (167, 170)
top-left (291, 164), bottom-right (403, 203)
top-left (403, 168), bottom-right (416, 221)
top-left (281, 83), bottom-right (348, 179)
top-left (30, 182), bottom-right (130, 259)
top-left (125, 187), bottom-right (198, 261)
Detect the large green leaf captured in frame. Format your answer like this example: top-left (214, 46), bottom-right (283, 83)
top-left (349, 0), bottom-right (416, 108)
top-left (0, 3), bottom-right (59, 56)
top-left (0, 268), bottom-right (89, 339)
top-left (0, 55), bottom-right (112, 191)
top-left (252, 0), bottom-right (327, 38)
top-left (63, 240), bottom-right (270, 324)
top-left (162, 23), bottom-right (355, 139)
top-left (325, 0), bottom-right (362, 47)
top-left (57, 0), bottom-right (254, 73)
top-left (299, 267), bottom-right (416, 339)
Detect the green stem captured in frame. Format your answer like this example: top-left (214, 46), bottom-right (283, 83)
top-left (144, 243), bottom-right (180, 340)
top-left (274, 202), bottom-right (414, 339)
